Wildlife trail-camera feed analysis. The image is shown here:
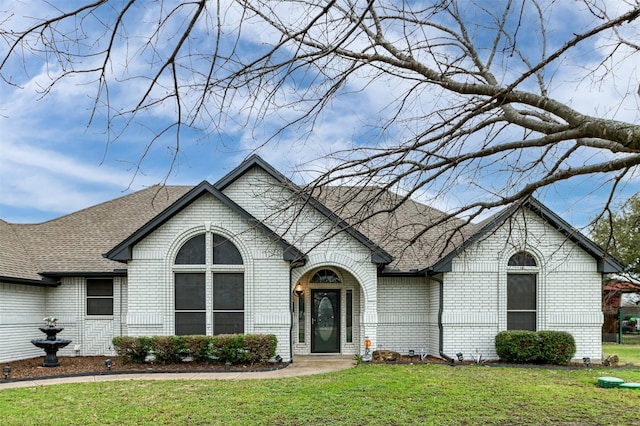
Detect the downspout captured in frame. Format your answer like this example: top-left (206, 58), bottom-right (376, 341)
top-left (120, 276), bottom-right (124, 338)
top-left (428, 273), bottom-right (447, 357)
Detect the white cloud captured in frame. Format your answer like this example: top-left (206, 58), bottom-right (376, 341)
top-left (1, 0), bottom-right (638, 226)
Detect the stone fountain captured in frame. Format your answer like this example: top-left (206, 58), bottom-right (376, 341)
top-left (31, 322), bottom-right (72, 367)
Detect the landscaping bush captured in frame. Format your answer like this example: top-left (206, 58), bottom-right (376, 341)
top-left (495, 330), bottom-right (541, 363)
top-left (184, 335), bottom-right (213, 362)
top-left (537, 330), bottom-right (576, 365)
top-left (112, 334), bottom-right (278, 365)
top-left (495, 330), bottom-right (577, 364)
top-left (244, 334), bottom-right (278, 365)
top-left (211, 334), bottom-right (247, 364)
top-left (112, 336), bottom-right (152, 364)
top-left (151, 336), bottom-right (186, 364)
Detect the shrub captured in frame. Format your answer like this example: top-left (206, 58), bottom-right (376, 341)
top-left (184, 335), bottom-right (213, 362)
top-left (112, 334), bottom-right (278, 365)
top-left (495, 330), bottom-right (577, 365)
top-left (112, 336), bottom-right (152, 364)
top-left (151, 336), bottom-right (186, 364)
top-left (537, 330), bottom-right (576, 365)
top-left (211, 334), bottom-right (247, 364)
top-left (495, 330), bottom-right (541, 363)
top-left (244, 334), bottom-right (278, 365)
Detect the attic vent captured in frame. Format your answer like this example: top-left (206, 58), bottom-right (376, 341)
top-left (311, 269), bottom-right (341, 283)
top-left (508, 251), bottom-right (537, 267)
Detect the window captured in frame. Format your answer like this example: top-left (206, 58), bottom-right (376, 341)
top-left (507, 274), bottom-right (536, 330)
top-left (212, 273), bottom-right (244, 334)
top-left (298, 295), bottom-right (305, 343)
top-left (346, 289), bottom-right (353, 343)
top-left (508, 251), bottom-right (537, 267)
top-left (175, 234), bottom-right (205, 264)
top-left (86, 278), bottom-right (113, 315)
top-left (311, 269), bottom-right (341, 283)
top-left (213, 234), bottom-right (243, 265)
top-left (174, 233), bottom-right (244, 335)
top-left (506, 251), bottom-right (537, 331)
top-left (175, 273), bottom-right (206, 335)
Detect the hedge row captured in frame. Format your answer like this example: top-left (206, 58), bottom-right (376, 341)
top-left (495, 330), bottom-right (576, 365)
top-left (112, 334), bottom-right (278, 365)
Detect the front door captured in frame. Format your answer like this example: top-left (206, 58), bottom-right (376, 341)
top-left (311, 290), bottom-right (340, 353)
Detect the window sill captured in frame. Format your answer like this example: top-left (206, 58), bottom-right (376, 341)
top-left (85, 315), bottom-right (114, 320)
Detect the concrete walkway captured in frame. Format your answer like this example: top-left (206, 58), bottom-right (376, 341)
top-left (0, 355), bottom-right (355, 390)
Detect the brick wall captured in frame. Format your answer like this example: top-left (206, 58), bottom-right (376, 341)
top-left (376, 276), bottom-right (430, 355)
top-left (0, 282), bottom-right (47, 362)
top-left (442, 209), bottom-right (603, 361)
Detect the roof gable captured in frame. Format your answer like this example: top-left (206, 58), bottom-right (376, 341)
top-left (105, 180), bottom-right (305, 263)
top-left (427, 197), bottom-right (625, 274)
top-left (215, 155), bottom-right (393, 265)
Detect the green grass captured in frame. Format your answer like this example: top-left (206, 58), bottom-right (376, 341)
top-left (2, 363), bottom-right (640, 425)
top-left (620, 333), bottom-right (640, 345)
top-left (604, 343), bottom-right (640, 365)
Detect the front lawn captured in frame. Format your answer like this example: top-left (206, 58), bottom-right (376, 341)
top-left (603, 343), bottom-right (640, 365)
top-left (2, 363), bottom-right (639, 425)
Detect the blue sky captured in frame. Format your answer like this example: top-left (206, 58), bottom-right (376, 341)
top-left (1, 1), bottom-right (638, 230)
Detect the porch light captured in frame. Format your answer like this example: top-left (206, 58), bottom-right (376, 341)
top-left (294, 284), bottom-right (304, 297)
top-left (2, 365), bottom-right (10, 380)
top-left (104, 359), bottom-right (112, 370)
top-left (456, 352), bottom-right (464, 362)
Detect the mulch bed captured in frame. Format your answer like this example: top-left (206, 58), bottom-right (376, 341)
top-left (2, 354), bottom-right (632, 383)
top-left (1, 356), bottom-right (284, 382)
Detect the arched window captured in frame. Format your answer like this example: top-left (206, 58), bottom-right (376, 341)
top-left (175, 234), bottom-right (205, 264)
top-left (174, 233), bottom-right (244, 336)
top-left (311, 269), bottom-right (341, 283)
top-left (213, 234), bottom-right (243, 265)
top-left (508, 251), bottom-right (537, 267)
top-left (506, 251), bottom-right (537, 331)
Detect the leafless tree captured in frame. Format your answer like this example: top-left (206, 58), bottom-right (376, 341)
top-left (1, 0), bottom-right (639, 254)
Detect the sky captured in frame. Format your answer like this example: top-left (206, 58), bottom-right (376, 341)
top-left (1, 0), bottom-right (638, 231)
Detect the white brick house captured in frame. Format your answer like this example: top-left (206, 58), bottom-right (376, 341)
top-left (0, 155), bottom-right (622, 363)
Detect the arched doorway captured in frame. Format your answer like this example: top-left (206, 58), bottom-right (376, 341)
top-left (293, 267), bottom-right (364, 356)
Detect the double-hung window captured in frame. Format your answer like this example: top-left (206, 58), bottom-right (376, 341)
top-left (86, 278), bottom-right (114, 315)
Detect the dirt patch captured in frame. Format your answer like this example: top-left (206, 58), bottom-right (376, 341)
top-left (1, 356), bottom-right (282, 382)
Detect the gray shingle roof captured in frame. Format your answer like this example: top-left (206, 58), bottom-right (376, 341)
top-left (0, 219), bottom-right (44, 283)
top-left (2, 186), bottom-right (191, 281)
top-left (315, 186), bottom-right (477, 271)
top-left (1, 158), bottom-right (623, 283)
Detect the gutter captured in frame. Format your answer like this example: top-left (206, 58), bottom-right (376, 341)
top-left (0, 275), bottom-right (59, 287)
top-left (40, 270), bottom-right (127, 278)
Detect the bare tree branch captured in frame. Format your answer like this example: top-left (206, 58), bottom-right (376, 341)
top-left (1, 0), bottom-right (639, 259)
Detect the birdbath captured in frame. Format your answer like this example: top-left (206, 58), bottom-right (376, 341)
top-left (31, 326), bottom-right (72, 367)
